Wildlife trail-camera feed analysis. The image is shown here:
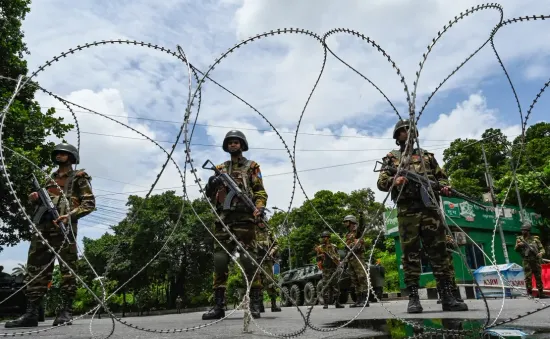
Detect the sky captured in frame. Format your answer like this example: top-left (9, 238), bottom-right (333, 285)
top-left (1, 0), bottom-right (550, 274)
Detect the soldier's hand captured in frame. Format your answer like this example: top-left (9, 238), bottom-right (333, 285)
top-left (440, 185), bottom-right (452, 196)
top-left (28, 192), bottom-right (39, 201)
top-left (538, 253), bottom-right (543, 258)
top-left (394, 176), bottom-right (408, 186)
top-left (53, 214), bottom-right (69, 227)
top-left (253, 207), bottom-right (265, 218)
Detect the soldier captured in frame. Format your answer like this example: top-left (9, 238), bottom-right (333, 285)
top-left (376, 119), bottom-right (467, 313)
top-left (343, 215), bottom-right (370, 308)
top-left (315, 231), bottom-right (344, 309)
top-left (256, 226), bottom-right (282, 312)
top-left (436, 235), bottom-right (466, 306)
top-left (175, 295), bottom-right (183, 314)
top-left (201, 130), bottom-right (267, 320)
top-left (515, 222), bottom-right (548, 299)
top-left (5, 143), bottom-right (95, 328)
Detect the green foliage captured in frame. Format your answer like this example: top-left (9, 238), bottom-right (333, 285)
top-left (0, 0), bottom-right (73, 250)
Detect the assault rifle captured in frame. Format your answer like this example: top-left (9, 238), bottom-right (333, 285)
top-left (31, 173), bottom-right (71, 242)
top-left (373, 161), bottom-right (490, 211)
top-left (202, 159), bottom-right (268, 222)
top-left (517, 237), bottom-right (540, 258)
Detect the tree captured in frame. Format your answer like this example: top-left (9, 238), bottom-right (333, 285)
top-left (0, 0), bottom-right (73, 250)
top-left (11, 263), bottom-right (27, 277)
top-left (443, 128), bottom-right (511, 199)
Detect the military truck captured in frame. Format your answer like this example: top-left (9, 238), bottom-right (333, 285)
top-left (278, 251), bottom-right (384, 306)
top-left (0, 269), bottom-right (44, 321)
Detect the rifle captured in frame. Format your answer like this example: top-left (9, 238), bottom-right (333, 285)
top-left (31, 173), bottom-right (71, 242)
top-left (202, 159), bottom-right (268, 222)
top-left (373, 160), bottom-right (490, 210)
top-left (517, 237), bottom-right (540, 258)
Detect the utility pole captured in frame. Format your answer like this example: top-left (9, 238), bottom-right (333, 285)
top-left (481, 144), bottom-right (510, 264)
top-left (508, 148), bottom-right (525, 223)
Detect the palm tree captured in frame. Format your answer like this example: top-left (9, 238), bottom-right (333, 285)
top-left (12, 263), bottom-right (28, 277)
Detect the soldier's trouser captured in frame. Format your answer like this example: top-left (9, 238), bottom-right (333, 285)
top-left (398, 207), bottom-right (449, 287)
top-left (321, 268), bottom-right (340, 299)
top-left (260, 260), bottom-right (278, 298)
top-left (446, 251), bottom-right (457, 287)
top-left (347, 257), bottom-right (368, 294)
top-left (523, 260), bottom-right (543, 291)
top-left (212, 221), bottom-right (262, 290)
top-left (25, 221), bottom-right (78, 302)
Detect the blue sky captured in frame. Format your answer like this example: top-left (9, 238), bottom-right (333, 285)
top-left (1, 0), bottom-right (549, 273)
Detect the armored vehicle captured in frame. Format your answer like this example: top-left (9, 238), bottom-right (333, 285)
top-left (0, 269), bottom-right (44, 321)
top-left (278, 251), bottom-right (384, 306)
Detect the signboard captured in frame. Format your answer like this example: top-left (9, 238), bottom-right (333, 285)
top-left (473, 263), bottom-right (525, 298)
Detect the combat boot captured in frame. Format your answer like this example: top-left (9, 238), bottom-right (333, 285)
top-left (38, 303), bottom-right (45, 322)
top-left (249, 288), bottom-right (262, 319)
top-left (407, 285), bottom-right (423, 314)
top-left (334, 293), bottom-right (344, 308)
top-left (260, 301), bottom-right (265, 313)
top-left (4, 298), bottom-right (41, 328)
top-left (452, 285), bottom-right (465, 303)
top-left (202, 288), bottom-right (226, 320)
top-left (323, 291), bottom-right (330, 309)
top-left (53, 297), bottom-right (74, 326)
top-left (270, 296), bottom-right (281, 312)
top-left (349, 292), bottom-right (369, 308)
top-left (538, 289), bottom-right (548, 299)
top-left (440, 280), bottom-right (468, 312)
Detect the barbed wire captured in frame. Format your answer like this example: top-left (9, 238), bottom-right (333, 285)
top-left (0, 2), bottom-right (549, 339)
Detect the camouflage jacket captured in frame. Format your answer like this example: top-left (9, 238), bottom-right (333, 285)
top-left (33, 168), bottom-right (95, 224)
top-left (315, 243), bottom-right (340, 270)
top-left (207, 156), bottom-right (268, 215)
top-left (257, 226), bottom-right (279, 258)
top-left (345, 229), bottom-right (365, 255)
top-left (515, 235), bottom-right (545, 260)
top-left (376, 147), bottom-right (449, 205)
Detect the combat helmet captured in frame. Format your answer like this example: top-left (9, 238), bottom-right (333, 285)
top-left (51, 142), bottom-right (79, 164)
top-left (320, 231), bottom-right (331, 238)
top-left (521, 221), bottom-right (532, 232)
top-left (392, 119), bottom-right (418, 140)
top-left (343, 215), bottom-right (358, 224)
top-left (222, 130), bottom-right (249, 152)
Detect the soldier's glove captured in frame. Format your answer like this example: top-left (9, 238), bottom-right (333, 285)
top-left (208, 175), bottom-right (222, 188)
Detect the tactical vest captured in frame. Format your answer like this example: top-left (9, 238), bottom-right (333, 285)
top-left (215, 159), bottom-right (255, 212)
top-left (388, 148), bottom-right (437, 203)
top-left (345, 230), bottom-right (364, 254)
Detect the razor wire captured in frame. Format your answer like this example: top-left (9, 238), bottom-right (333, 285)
top-left (0, 2), bottom-right (549, 339)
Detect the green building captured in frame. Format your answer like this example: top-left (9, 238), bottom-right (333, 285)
top-left (384, 196), bottom-right (546, 290)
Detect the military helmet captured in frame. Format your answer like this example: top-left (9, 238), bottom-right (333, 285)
top-left (343, 215), bottom-right (358, 224)
top-left (521, 222), bottom-right (532, 231)
top-left (320, 231), bottom-right (331, 238)
top-left (222, 130), bottom-right (249, 152)
top-left (51, 142), bottom-right (79, 164)
top-left (392, 119), bottom-right (418, 139)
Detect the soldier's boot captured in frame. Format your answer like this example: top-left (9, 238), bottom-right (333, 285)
top-left (349, 292), bottom-right (367, 308)
top-left (38, 303), bottom-right (45, 322)
top-left (407, 285), bottom-right (423, 314)
top-left (441, 280), bottom-right (468, 312)
top-left (4, 298), bottom-right (41, 328)
top-left (270, 296), bottom-right (281, 312)
top-left (202, 288), bottom-right (226, 320)
top-left (452, 285), bottom-right (465, 303)
top-left (538, 289), bottom-right (548, 299)
top-left (334, 293), bottom-right (344, 308)
top-left (323, 291), bottom-right (330, 309)
top-left (260, 300), bottom-right (265, 313)
top-left (52, 297), bottom-right (74, 326)
top-left (249, 288), bottom-right (262, 319)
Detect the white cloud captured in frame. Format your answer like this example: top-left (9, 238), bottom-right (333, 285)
top-left (3, 0), bottom-right (548, 268)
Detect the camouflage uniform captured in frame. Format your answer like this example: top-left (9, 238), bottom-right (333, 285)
top-left (315, 231), bottom-right (344, 309)
top-left (343, 215), bottom-right (370, 308)
top-left (376, 119), bottom-right (467, 313)
top-left (256, 226), bottom-right (281, 312)
top-left (202, 130), bottom-right (267, 320)
top-left (5, 143), bottom-right (95, 329)
top-left (437, 235), bottom-right (465, 303)
top-left (515, 223), bottom-right (547, 298)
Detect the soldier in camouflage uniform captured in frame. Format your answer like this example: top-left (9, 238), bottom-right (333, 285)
top-left (515, 222), bottom-right (548, 298)
top-left (376, 119), bottom-right (467, 314)
top-left (5, 143), bottom-right (95, 328)
top-left (202, 130), bottom-right (267, 320)
top-left (343, 215), bottom-right (370, 308)
top-left (315, 231), bottom-right (344, 309)
top-left (256, 225), bottom-right (281, 312)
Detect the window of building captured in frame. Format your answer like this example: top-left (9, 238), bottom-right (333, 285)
top-left (465, 243), bottom-right (485, 270)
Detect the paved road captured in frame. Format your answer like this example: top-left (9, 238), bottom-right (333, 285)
top-left (2, 299), bottom-right (550, 338)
